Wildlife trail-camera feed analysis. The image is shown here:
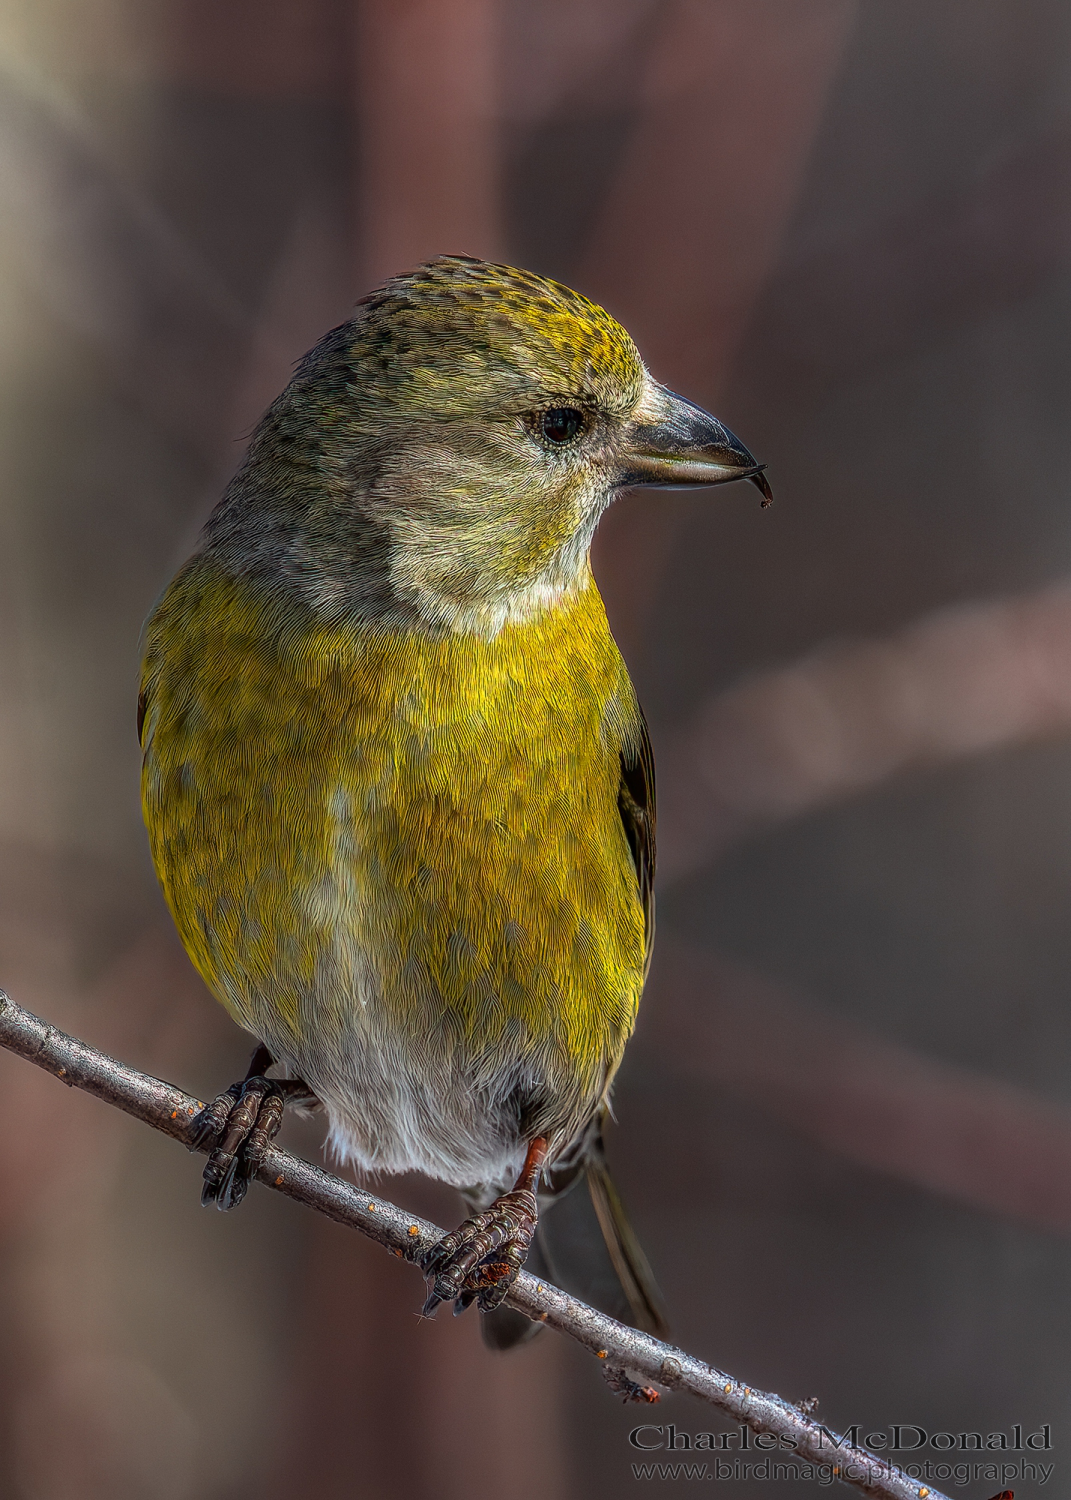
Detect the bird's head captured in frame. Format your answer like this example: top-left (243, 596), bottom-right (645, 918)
top-left (209, 256), bottom-right (771, 637)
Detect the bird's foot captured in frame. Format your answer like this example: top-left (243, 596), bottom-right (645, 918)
top-left (420, 1187), bottom-right (539, 1317)
top-left (191, 1047), bottom-right (316, 1211)
top-left (421, 1137), bottom-right (548, 1318)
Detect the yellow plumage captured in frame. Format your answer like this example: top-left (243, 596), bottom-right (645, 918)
top-left (141, 552), bottom-right (645, 1183)
top-left (138, 256), bottom-right (768, 1337)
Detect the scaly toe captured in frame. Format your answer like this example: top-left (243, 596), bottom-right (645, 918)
top-left (199, 1076), bottom-right (284, 1211)
top-left (420, 1187), bottom-right (538, 1318)
top-left (189, 1084), bottom-right (242, 1152)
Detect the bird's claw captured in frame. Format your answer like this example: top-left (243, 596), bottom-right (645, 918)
top-left (420, 1186), bottom-right (538, 1318)
top-left (189, 1082), bottom-right (242, 1150)
top-left (193, 1076), bottom-right (286, 1211)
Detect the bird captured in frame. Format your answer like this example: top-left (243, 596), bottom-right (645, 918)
top-left (139, 256), bottom-right (771, 1347)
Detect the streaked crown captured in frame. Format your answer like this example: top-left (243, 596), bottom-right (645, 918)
top-left (345, 256), bottom-right (645, 418)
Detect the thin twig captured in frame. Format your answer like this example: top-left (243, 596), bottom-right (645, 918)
top-left (0, 989), bottom-right (951, 1500)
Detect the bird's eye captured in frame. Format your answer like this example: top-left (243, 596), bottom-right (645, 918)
top-left (540, 408), bottom-right (584, 444)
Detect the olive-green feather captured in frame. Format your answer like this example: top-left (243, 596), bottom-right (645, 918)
top-left (141, 555), bottom-right (649, 1135)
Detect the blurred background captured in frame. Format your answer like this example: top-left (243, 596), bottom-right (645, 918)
top-left (0, 1), bottom-right (1069, 1495)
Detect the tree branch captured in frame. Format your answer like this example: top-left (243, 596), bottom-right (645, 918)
top-left (0, 989), bottom-right (952, 1500)
top-left (658, 577), bottom-right (1071, 883)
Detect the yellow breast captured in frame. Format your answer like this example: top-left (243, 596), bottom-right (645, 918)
top-left (140, 556), bottom-right (647, 1111)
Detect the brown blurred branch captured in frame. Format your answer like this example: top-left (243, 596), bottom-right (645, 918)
top-left (659, 578), bottom-right (1071, 881)
top-left (0, 989), bottom-right (948, 1500)
top-left (652, 940), bottom-right (1071, 1233)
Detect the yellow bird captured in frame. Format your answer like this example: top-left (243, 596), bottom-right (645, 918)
top-left (139, 257), bottom-right (770, 1346)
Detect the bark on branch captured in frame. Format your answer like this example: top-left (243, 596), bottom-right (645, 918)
top-left (0, 989), bottom-right (952, 1500)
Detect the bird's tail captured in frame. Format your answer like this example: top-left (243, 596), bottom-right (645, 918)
top-left (481, 1130), bottom-right (669, 1351)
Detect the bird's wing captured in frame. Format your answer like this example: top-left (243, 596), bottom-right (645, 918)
top-left (617, 703), bottom-right (656, 978)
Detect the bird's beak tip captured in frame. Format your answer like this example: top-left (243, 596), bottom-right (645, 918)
top-left (750, 468), bottom-right (774, 508)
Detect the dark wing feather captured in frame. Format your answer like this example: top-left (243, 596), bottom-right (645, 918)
top-left (617, 704), bottom-right (656, 976)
